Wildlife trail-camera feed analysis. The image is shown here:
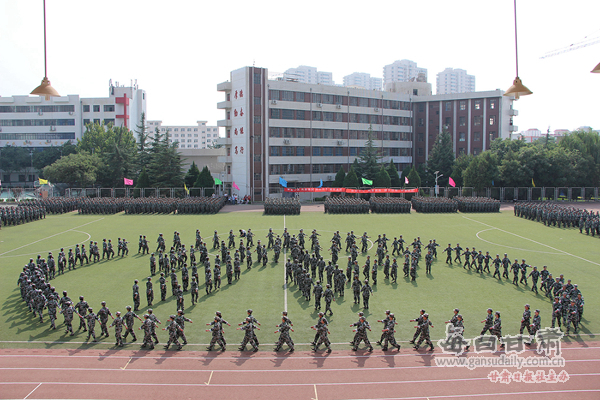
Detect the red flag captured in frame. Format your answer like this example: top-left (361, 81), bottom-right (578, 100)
top-left (405, 176), bottom-right (409, 184)
top-left (232, 182), bottom-right (240, 190)
top-left (124, 178), bottom-right (133, 186)
top-left (448, 177), bottom-right (456, 187)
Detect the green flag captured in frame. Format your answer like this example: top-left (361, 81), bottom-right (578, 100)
top-left (215, 178), bottom-right (223, 185)
top-left (361, 177), bottom-right (373, 186)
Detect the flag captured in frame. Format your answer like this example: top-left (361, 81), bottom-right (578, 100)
top-left (124, 178), bottom-right (133, 186)
top-left (405, 176), bottom-right (409, 184)
top-left (215, 178), bottom-right (223, 185)
top-left (317, 179), bottom-right (323, 188)
top-left (232, 182), bottom-right (240, 190)
top-left (39, 178), bottom-right (49, 185)
top-left (184, 183), bottom-right (189, 194)
top-left (279, 177), bottom-right (288, 188)
top-left (532, 178), bottom-right (536, 187)
top-left (448, 177), bottom-right (456, 188)
top-left (362, 178), bottom-right (373, 186)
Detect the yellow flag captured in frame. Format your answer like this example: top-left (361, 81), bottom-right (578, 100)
top-left (532, 178), bottom-right (535, 187)
top-left (184, 183), bottom-right (189, 194)
top-left (39, 178), bottom-right (48, 185)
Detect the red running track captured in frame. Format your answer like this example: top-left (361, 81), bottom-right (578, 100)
top-left (1, 342), bottom-right (600, 400)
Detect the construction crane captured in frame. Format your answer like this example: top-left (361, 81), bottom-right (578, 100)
top-left (540, 31), bottom-right (600, 59)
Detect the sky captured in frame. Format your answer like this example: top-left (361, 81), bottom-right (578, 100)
top-left (1, 0), bottom-right (599, 132)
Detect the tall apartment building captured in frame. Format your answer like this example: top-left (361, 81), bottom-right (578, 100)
top-left (0, 81), bottom-right (146, 149)
top-left (217, 66), bottom-right (516, 200)
top-left (436, 68), bottom-right (476, 94)
top-left (146, 120), bottom-right (220, 149)
top-left (343, 73), bottom-right (383, 91)
top-left (283, 66), bottom-right (334, 85)
top-left (383, 60), bottom-right (428, 85)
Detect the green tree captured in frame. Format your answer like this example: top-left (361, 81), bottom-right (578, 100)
top-left (343, 166), bottom-right (359, 188)
top-left (0, 145), bottom-right (30, 179)
top-left (406, 167), bottom-right (421, 187)
top-left (146, 128), bottom-right (184, 187)
top-left (355, 126), bottom-right (381, 181)
top-left (427, 131), bottom-right (455, 183)
top-left (463, 151), bottom-right (498, 191)
top-left (43, 152), bottom-right (101, 187)
top-left (451, 154), bottom-right (473, 187)
top-left (135, 112), bottom-right (151, 173)
top-left (332, 166), bottom-right (346, 188)
top-left (32, 142), bottom-right (77, 176)
top-left (386, 161), bottom-right (402, 187)
top-left (184, 161), bottom-right (201, 187)
top-left (194, 165), bottom-right (215, 188)
top-left (136, 166), bottom-right (150, 188)
top-left (558, 129), bottom-right (600, 186)
top-left (373, 164), bottom-right (391, 187)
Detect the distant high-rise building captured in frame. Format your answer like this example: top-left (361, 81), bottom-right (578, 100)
top-left (343, 72), bottom-right (382, 91)
top-left (383, 60), bottom-right (428, 85)
top-left (146, 120), bottom-right (220, 150)
top-left (283, 66), bottom-right (334, 85)
top-left (436, 68), bottom-right (476, 94)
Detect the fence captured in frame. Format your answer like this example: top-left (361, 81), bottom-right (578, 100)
top-left (62, 186), bottom-right (600, 202)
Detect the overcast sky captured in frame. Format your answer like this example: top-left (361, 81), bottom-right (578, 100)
top-left (1, 0), bottom-right (599, 132)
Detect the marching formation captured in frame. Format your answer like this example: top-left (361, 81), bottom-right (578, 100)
top-left (324, 197), bottom-right (370, 214)
top-left (455, 197), bottom-right (501, 213)
top-left (515, 202), bottom-right (600, 235)
top-left (1, 204), bottom-right (45, 227)
top-left (369, 197), bottom-right (411, 213)
top-left (263, 197), bottom-right (301, 215)
top-left (411, 196), bottom-right (458, 213)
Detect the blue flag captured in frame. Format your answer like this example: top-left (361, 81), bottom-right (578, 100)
top-left (317, 179), bottom-right (323, 188)
top-left (279, 177), bottom-right (288, 188)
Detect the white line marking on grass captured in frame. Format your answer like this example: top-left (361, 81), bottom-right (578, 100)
top-left (2, 230), bottom-right (94, 259)
top-left (463, 215), bottom-right (600, 267)
top-left (0, 218), bottom-right (104, 257)
top-left (475, 228), bottom-right (562, 255)
top-left (23, 382), bottom-right (42, 399)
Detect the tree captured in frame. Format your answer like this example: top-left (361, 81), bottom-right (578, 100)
top-left (184, 162), bottom-right (201, 187)
top-left (43, 152), bottom-right (101, 187)
top-left (32, 142), bottom-right (77, 176)
top-left (0, 145), bottom-right (30, 179)
top-left (194, 165), bottom-right (215, 188)
top-left (136, 166), bottom-right (150, 188)
top-left (343, 166), bottom-right (359, 188)
top-left (451, 154), bottom-right (473, 187)
top-left (427, 131), bottom-right (455, 183)
top-left (146, 128), bottom-right (184, 187)
top-left (386, 161), bottom-right (402, 187)
top-left (332, 166), bottom-right (346, 188)
top-left (355, 126), bottom-right (381, 181)
top-left (135, 112), bottom-right (151, 173)
top-left (406, 167), bottom-right (421, 187)
top-left (373, 164), bottom-right (391, 187)
top-left (463, 151), bottom-right (498, 191)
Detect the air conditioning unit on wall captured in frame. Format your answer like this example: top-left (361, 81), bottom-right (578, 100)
top-left (283, 139), bottom-right (291, 144)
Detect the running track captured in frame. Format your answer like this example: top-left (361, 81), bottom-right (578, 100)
top-left (1, 342), bottom-right (600, 399)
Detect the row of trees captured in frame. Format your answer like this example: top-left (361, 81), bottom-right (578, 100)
top-left (325, 128), bottom-right (599, 191)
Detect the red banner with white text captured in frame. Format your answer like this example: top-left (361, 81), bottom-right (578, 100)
top-left (284, 187), bottom-right (419, 194)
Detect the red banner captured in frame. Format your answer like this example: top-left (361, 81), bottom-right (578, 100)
top-left (284, 187), bottom-right (419, 194)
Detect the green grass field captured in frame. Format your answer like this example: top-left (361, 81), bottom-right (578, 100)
top-left (1, 208), bottom-right (597, 350)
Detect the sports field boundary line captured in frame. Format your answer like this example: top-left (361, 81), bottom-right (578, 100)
top-left (343, 389), bottom-right (600, 400)
top-left (1, 373), bottom-right (599, 387)
top-left (462, 215), bottom-right (600, 267)
top-left (0, 218), bottom-right (105, 257)
top-left (22, 382), bottom-right (42, 399)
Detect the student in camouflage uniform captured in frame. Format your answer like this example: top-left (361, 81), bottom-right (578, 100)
top-left (480, 308), bottom-right (494, 335)
top-left (361, 280), bottom-right (373, 309)
top-left (414, 313), bottom-right (434, 351)
top-left (75, 295), bottom-right (89, 332)
top-left (566, 300), bottom-right (579, 335)
top-left (110, 311), bottom-right (124, 347)
top-left (311, 312), bottom-right (332, 352)
top-left (380, 313), bottom-right (401, 351)
top-left (274, 316), bottom-right (295, 352)
top-left (97, 301), bottom-right (114, 337)
top-left (159, 272), bottom-right (167, 301)
top-left (351, 316), bottom-right (373, 352)
top-left (491, 312), bottom-right (503, 347)
top-left (528, 309), bottom-right (541, 345)
top-left (323, 284), bottom-right (335, 316)
top-left (206, 316), bottom-right (226, 351)
top-left (409, 309), bottom-right (426, 344)
top-left (519, 304), bottom-right (532, 336)
top-left (80, 307), bottom-right (98, 342)
top-left (123, 305), bottom-right (142, 343)
top-left (163, 315), bottom-right (182, 350)
top-left (238, 316), bottom-right (260, 352)
top-left (47, 296), bottom-right (59, 330)
top-left (146, 277), bottom-right (154, 306)
top-left (551, 296), bottom-right (562, 328)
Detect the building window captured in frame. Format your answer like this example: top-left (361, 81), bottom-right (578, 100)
top-left (445, 102), bottom-right (452, 111)
top-left (93, 105), bottom-right (100, 112)
top-left (269, 90), bottom-right (279, 100)
top-left (312, 147), bottom-right (321, 156)
top-left (459, 101), bottom-right (466, 111)
top-left (323, 147), bottom-right (333, 157)
top-left (254, 154), bottom-right (261, 162)
top-left (473, 148), bottom-right (480, 155)
top-left (489, 99), bottom-right (497, 110)
top-left (296, 110), bottom-right (305, 120)
top-left (254, 173), bottom-right (261, 181)
top-left (93, 119), bottom-right (100, 124)
top-left (459, 132), bottom-right (466, 141)
top-left (270, 147), bottom-right (280, 156)
top-left (349, 148), bottom-right (357, 156)
top-left (253, 135), bottom-right (261, 143)
top-left (297, 147), bottom-right (305, 156)
top-left (281, 91), bottom-right (294, 101)
top-left (282, 109), bottom-right (294, 120)
top-left (474, 100), bottom-right (481, 110)
top-left (104, 105), bottom-right (115, 112)
top-left (312, 165), bottom-right (321, 174)
top-left (103, 119), bottom-right (115, 125)
top-left (270, 128), bottom-right (281, 138)
top-left (474, 133), bottom-right (481, 141)
top-left (227, 93), bottom-right (231, 101)
top-left (254, 73), bottom-right (261, 84)
top-left (489, 116), bottom-right (496, 126)
top-left (296, 92), bottom-right (305, 102)
top-left (296, 128), bottom-right (305, 138)
top-left (417, 148), bottom-right (423, 156)
top-left (459, 116), bottom-right (466, 126)
top-left (270, 109), bottom-right (280, 119)
top-left (335, 147), bottom-right (343, 156)
top-left (254, 96), bottom-right (261, 105)
top-left (253, 116), bottom-right (261, 124)
top-left (227, 111), bottom-right (231, 120)
top-left (445, 117), bottom-right (451, 125)
top-left (418, 133), bottom-right (424, 142)
top-left (474, 116), bottom-right (482, 126)
top-left (459, 148), bottom-right (465, 155)
top-left (83, 105), bottom-right (90, 112)
top-left (83, 119), bottom-right (90, 125)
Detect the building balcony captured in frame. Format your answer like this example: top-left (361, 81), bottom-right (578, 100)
top-left (217, 156), bottom-right (232, 163)
top-left (217, 82), bottom-right (232, 92)
top-left (217, 101), bottom-right (232, 110)
top-left (509, 125), bottom-right (518, 132)
top-left (509, 109), bottom-right (519, 116)
top-left (216, 137), bottom-right (232, 146)
top-left (217, 119), bottom-right (232, 127)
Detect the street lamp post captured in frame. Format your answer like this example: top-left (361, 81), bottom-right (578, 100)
top-left (434, 170), bottom-right (443, 197)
